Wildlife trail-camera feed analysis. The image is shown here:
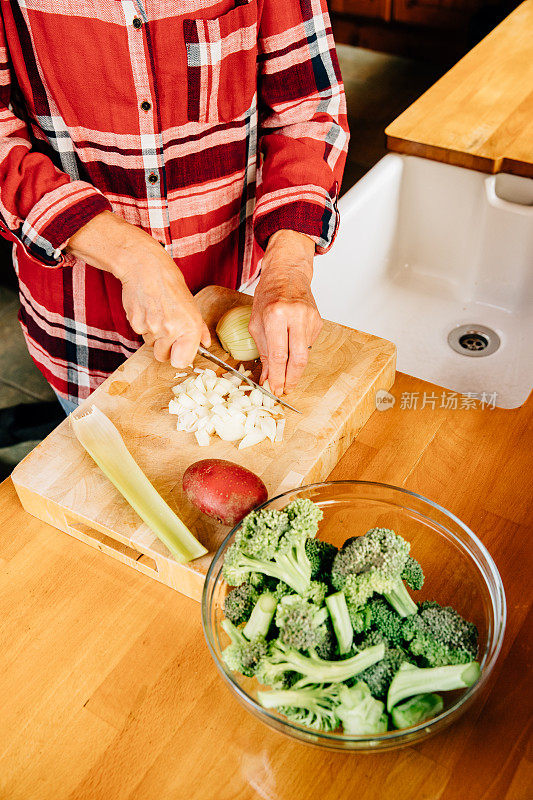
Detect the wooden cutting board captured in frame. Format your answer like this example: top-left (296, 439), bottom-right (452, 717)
top-left (11, 286), bottom-right (396, 601)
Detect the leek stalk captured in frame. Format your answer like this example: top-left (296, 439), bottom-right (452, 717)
top-left (71, 406), bottom-right (207, 563)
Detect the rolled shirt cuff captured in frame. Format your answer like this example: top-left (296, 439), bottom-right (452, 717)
top-left (19, 181), bottom-right (112, 266)
top-left (253, 182), bottom-right (339, 255)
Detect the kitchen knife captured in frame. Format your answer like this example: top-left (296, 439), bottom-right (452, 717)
top-left (197, 345), bottom-right (301, 413)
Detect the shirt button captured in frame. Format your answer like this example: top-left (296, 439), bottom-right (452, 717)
top-left (141, 100), bottom-right (151, 112)
top-left (148, 173), bottom-right (158, 184)
top-left (133, 17), bottom-right (143, 28)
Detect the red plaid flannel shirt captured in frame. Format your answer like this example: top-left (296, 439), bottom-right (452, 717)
top-left (0, 0), bottom-right (348, 402)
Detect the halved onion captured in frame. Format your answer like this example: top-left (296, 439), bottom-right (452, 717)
top-left (216, 306), bottom-right (259, 361)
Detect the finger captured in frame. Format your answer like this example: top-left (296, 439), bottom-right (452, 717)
top-left (285, 319), bottom-right (310, 391)
top-left (264, 316), bottom-right (288, 396)
top-left (200, 323), bottom-right (211, 348)
top-left (309, 311), bottom-right (323, 345)
top-left (128, 311), bottom-right (148, 336)
top-left (248, 309), bottom-right (269, 384)
top-left (259, 358), bottom-right (269, 385)
top-left (153, 337), bottom-right (174, 363)
top-left (170, 333), bottom-right (200, 369)
top-left (143, 332), bottom-right (155, 347)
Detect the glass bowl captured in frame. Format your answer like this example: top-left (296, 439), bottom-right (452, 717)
top-left (202, 481), bottom-right (506, 750)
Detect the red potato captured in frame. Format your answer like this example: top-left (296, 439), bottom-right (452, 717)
top-left (182, 459), bottom-right (268, 526)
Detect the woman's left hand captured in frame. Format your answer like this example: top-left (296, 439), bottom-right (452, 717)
top-left (249, 229), bottom-right (323, 396)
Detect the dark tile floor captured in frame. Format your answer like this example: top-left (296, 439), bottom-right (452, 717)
top-left (0, 283), bottom-right (58, 477)
top-left (0, 45), bottom-right (443, 476)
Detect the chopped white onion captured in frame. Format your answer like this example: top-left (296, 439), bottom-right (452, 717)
top-left (260, 416), bottom-right (277, 442)
top-left (249, 388), bottom-right (263, 406)
top-left (168, 365), bottom-right (285, 449)
top-left (195, 429), bottom-right (210, 447)
top-left (239, 429), bottom-right (266, 449)
top-left (214, 418), bottom-right (245, 442)
top-left (189, 387), bottom-right (209, 406)
top-left (214, 377), bottom-right (233, 395)
top-left (168, 398), bottom-right (181, 415)
top-left (275, 419), bottom-right (286, 442)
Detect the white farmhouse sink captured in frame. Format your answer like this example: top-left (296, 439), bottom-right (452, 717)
top-left (311, 154), bottom-right (533, 409)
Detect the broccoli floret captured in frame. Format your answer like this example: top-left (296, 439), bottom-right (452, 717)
top-left (258, 680), bottom-right (389, 735)
top-left (401, 555), bottom-right (424, 590)
top-left (223, 500), bottom-right (321, 595)
top-left (255, 640), bottom-right (385, 688)
top-left (314, 624), bottom-right (337, 660)
top-left (285, 498), bottom-right (323, 536)
top-left (356, 633), bottom-right (409, 700)
top-left (305, 538), bottom-right (338, 581)
top-left (221, 619), bottom-right (268, 677)
top-left (274, 580), bottom-right (294, 599)
top-left (387, 661), bottom-right (481, 712)
top-left (325, 591), bottom-right (354, 655)
top-left (224, 583), bottom-right (259, 625)
top-left (367, 597), bottom-right (404, 646)
top-left (402, 601), bottom-right (479, 667)
top-left (336, 682), bottom-right (389, 735)
top-left (391, 693), bottom-right (443, 730)
top-left (236, 508), bottom-right (289, 559)
top-left (304, 580), bottom-right (328, 606)
top-left (247, 572), bottom-right (278, 592)
top-left (258, 683), bottom-right (341, 731)
top-left (275, 596), bottom-right (329, 652)
top-left (331, 528), bottom-right (417, 617)
top-left (347, 602), bottom-right (373, 634)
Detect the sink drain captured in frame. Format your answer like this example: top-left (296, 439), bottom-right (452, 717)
top-left (448, 324), bottom-right (500, 358)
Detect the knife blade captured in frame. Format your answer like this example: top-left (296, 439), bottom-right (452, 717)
top-left (197, 345), bottom-right (301, 413)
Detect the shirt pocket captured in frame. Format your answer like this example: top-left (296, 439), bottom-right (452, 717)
top-left (183, 0), bottom-right (258, 123)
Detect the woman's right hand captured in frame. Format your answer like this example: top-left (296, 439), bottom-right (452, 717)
top-left (66, 211), bottom-right (210, 367)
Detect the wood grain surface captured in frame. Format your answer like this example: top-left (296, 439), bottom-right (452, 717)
top-left (10, 286), bottom-right (396, 600)
top-left (385, 1), bottom-right (533, 177)
top-left (1, 372), bottom-right (531, 800)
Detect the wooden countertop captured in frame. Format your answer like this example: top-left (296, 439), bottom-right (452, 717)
top-left (385, 1), bottom-right (533, 177)
top-left (1, 371), bottom-right (531, 800)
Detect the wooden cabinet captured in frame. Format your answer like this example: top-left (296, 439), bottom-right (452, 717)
top-left (393, 0), bottom-right (485, 29)
top-left (329, 0), bottom-right (392, 21)
top-left (329, 0), bottom-right (516, 61)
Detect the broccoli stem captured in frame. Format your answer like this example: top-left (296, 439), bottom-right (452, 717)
top-left (276, 641), bottom-right (385, 685)
top-left (325, 591), bottom-right (354, 655)
top-left (391, 693), bottom-right (444, 729)
top-left (243, 592), bottom-right (278, 640)
top-left (387, 661), bottom-right (481, 712)
top-left (383, 579), bottom-right (418, 618)
top-left (221, 617), bottom-right (246, 645)
top-left (235, 551), bottom-right (310, 595)
top-left (274, 550), bottom-right (311, 594)
top-left (258, 687), bottom-right (334, 712)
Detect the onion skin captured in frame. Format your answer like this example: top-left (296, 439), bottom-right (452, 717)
top-left (182, 459), bottom-right (268, 526)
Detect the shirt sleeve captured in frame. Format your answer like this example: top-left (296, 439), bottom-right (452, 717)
top-left (0, 17), bottom-right (111, 267)
top-left (253, 0), bottom-right (349, 254)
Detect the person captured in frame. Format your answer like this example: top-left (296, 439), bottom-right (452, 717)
top-left (0, 1), bottom-right (348, 415)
